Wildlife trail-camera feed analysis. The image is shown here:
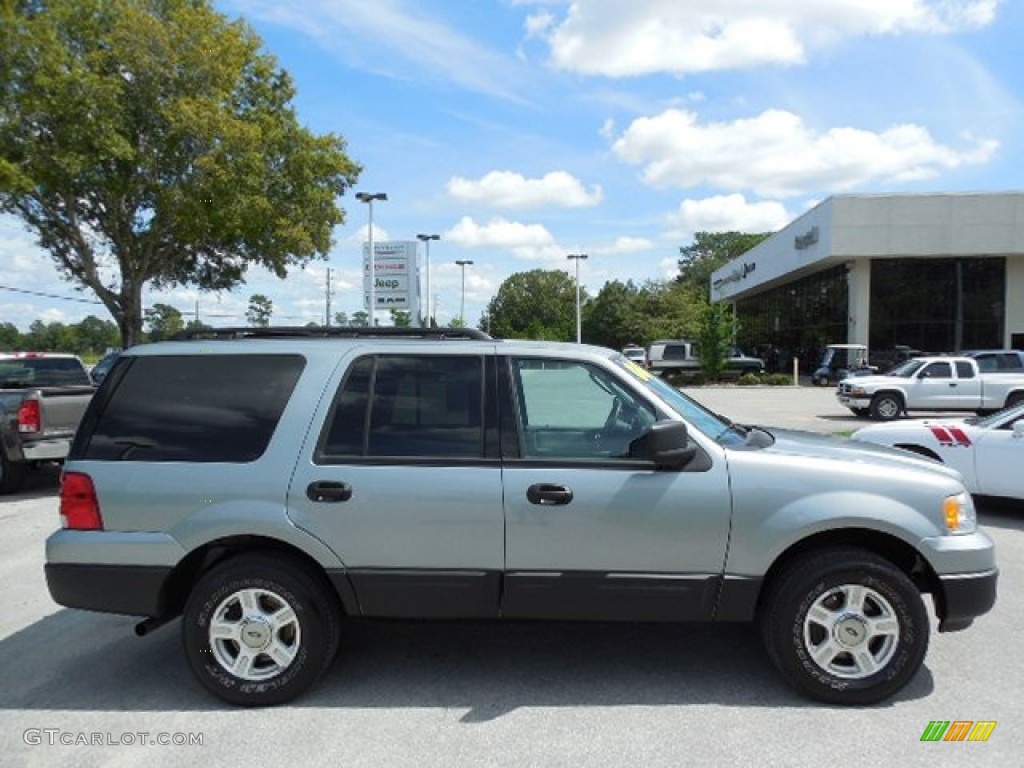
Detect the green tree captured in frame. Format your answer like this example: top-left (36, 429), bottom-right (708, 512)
top-left (389, 309), bottom-right (412, 327)
top-left (332, 311), bottom-right (348, 328)
top-left (696, 301), bottom-right (737, 380)
top-left (0, 0), bottom-right (361, 347)
top-left (677, 232), bottom-right (771, 295)
top-left (486, 269), bottom-right (583, 341)
top-left (0, 322), bottom-right (21, 349)
top-left (144, 303), bottom-right (184, 341)
top-left (581, 280), bottom-right (644, 349)
top-left (74, 315), bottom-right (119, 353)
top-left (349, 310), bottom-right (369, 328)
top-left (246, 293), bottom-right (273, 327)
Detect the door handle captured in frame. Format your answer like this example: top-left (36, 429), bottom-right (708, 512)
top-left (527, 483), bottom-right (573, 506)
top-left (306, 481), bottom-right (353, 503)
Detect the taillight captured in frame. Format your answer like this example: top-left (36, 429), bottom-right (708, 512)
top-left (17, 399), bottom-right (40, 433)
top-left (60, 472), bottom-right (104, 530)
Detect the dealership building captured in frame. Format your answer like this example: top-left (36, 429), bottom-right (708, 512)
top-left (710, 192), bottom-right (1024, 368)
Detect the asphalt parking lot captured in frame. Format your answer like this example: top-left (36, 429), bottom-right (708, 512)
top-left (1, 387), bottom-right (1020, 767)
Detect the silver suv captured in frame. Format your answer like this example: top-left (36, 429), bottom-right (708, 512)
top-left (46, 328), bottom-right (997, 706)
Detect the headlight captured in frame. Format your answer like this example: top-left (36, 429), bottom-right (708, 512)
top-left (849, 388), bottom-right (867, 397)
top-left (944, 492), bottom-right (976, 535)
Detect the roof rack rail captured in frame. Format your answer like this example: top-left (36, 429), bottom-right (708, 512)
top-left (172, 326), bottom-right (493, 341)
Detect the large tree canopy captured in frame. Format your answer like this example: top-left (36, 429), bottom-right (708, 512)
top-left (486, 269), bottom-right (585, 341)
top-left (676, 231), bottom-right (771, 295)
top-left (0, 0), bottom-right (361, 345)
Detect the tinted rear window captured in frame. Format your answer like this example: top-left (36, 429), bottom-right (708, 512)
top-left (0, 357), bottom-right (90, 387)
top-left (82, 354), bottom-right (304, 462)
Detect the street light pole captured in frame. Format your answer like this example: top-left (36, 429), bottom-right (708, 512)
top-left (455, 259), bottom-right (474, 325)
top-left (356, 192), bottom-right (388, 325)
top-left (417, 233), bottom-right (440, 327)
top-left (567, 253), bottom-right (588, 343)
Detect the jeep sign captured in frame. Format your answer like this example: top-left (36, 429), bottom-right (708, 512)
top-left (362, 241), bottom-right (419, 311)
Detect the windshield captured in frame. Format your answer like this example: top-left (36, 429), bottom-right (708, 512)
top-left (884, 359), bottom-right (927, 378)
top-left (970, 402), bottom-right (1024, 429)
top-left (614, 357), bottom-right (747, 446)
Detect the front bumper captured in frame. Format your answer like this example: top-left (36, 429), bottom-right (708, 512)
top-left (837, 395), bottom-right (871, 409)
top-left (936, 568), bottom-right (998, 632)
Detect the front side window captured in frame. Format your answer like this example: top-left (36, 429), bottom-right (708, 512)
top-left (920, 362), bottom-right (952, 379)
top-left (510, 358), bottom-right (656, 460)
top-left (82, 354), bottom-right (305, 462)
top-left (319, 355), bottom-right (484, 460)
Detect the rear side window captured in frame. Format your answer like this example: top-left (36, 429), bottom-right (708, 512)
top-left (319, 355), bottom-right (484, 460)
top-left (0, 357), bottom-right (90, 387)
top-left (81, 354), bottom-right (304, 462)
top-left (955, 361), bottom-right (975, 378)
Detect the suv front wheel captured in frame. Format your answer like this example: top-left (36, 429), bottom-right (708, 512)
top-left (760, 548), bottom-right (929, 705)
top-left (182, 553), bottom-right (341, 706)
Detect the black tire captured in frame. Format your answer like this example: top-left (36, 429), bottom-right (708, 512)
top-left (869, 393), bottom-right (903, 421)
top-left (760, 548), bottom-right (928, 706)
top-left (1006, 393), bottom-right (1024, 409)
top-left (0, 452), bottom-right (28, 494)
top-left (182, 553), bottom-right (342, 706)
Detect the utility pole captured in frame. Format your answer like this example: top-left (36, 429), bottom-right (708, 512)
top-left (325, 267), bottom-right (332, 327)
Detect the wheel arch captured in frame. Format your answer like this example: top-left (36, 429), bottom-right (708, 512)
top-left (157, 535), bottom-right (357, 619)
top-left (755, 528), bottom-right (940, 618)
top-left (893, 443), bottom-right (943, 462)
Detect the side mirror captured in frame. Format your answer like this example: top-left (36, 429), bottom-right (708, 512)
top-left (635, 420), bottom-right (697, 470)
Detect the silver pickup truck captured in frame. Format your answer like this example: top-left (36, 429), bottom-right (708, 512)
top-left (0, 352), bottom-right (95, 493)
top-left (838, 356), bottom-right (1024, 420)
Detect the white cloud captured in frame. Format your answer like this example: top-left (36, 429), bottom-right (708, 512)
top-left (536, 0), bottom-right (998, 76)
top-left (612, 108), bottom-right (998, 198)
top-left (591, 236), bottom-right (654, 256)
top-left (447, 171), bottom-right (603, 209)
top-left (668, 195), bottom-right (792, 237)
top-left (444, 216), bottom-right (556, 248)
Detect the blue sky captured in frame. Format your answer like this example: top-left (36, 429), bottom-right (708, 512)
top-left (2, 0), bottom-right (1023, 332)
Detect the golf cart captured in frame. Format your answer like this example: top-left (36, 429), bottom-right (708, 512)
top-left (812, 344), bottom-right (874, 386)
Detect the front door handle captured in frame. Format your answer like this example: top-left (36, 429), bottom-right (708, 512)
top-left (527, 484), bottom-right (573, 506)
top-left (306, 481), bottom-right (353, 503)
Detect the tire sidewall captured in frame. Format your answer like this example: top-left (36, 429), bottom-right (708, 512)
top-left (871, 394), bottom-right (901, 421)
top-left (183, 569), bottom-right (327, 706)
top-left (777, 564), bottom-right (926, 704)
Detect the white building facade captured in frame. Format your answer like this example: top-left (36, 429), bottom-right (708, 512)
top-left (710, 193), bottom-right (1024, 369)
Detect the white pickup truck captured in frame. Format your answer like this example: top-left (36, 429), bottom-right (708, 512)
top-left (837, 356), bottom-right (1024, 420)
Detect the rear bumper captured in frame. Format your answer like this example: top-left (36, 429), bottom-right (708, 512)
top-left (45, 563), bottom-right (173, 617)
top-left (22, 437), bottom-right (72, 462)
top-left (936, 568), bottom-right (998, 632)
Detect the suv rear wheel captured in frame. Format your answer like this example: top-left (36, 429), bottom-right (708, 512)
top-left (760, 548), bottom-right (928, 705)
top-left (182, 553), bottom-right (341, 706)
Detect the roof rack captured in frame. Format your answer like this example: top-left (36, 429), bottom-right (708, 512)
top-left (172, 326), bottom-right (493, 341)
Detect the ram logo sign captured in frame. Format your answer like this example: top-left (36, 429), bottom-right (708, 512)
top-left (362, 241), bottom-right (419, 310)
top-left (920, 720), bottom-right (996, 742)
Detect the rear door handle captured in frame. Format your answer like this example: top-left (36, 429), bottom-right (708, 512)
top-left (306, 481), bottom-right (353, 503)
top-left (527, 484), bottom-right (573, 506)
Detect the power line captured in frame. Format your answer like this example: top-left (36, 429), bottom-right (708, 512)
top-left (0, 283), bottom-right (103, 305)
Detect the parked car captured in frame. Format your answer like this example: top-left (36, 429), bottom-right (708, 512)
top-left (647, 339), bottom-right (764, 377)
top-left (88, 350), bottom-right (122, 386)
top-left (837, 356), bottom-right (1024, 420)
top-left (961, 349), bottom-right (1024, 374)
top-left (46, 327), bottom-right (995, 707)
top-left (869, 345), bottom-right (927, 373)
top-left (621, 345), bottom-right (647, 366)
top-left (852, 403), bottom-right (1024, 503)
top-left (0, 352), bottom-right (96, 493)
top-left (811, 343), bottom-right (873, 386)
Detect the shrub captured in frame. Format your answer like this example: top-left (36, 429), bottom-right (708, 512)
top-left (737, 373), bottom-right (762, 386)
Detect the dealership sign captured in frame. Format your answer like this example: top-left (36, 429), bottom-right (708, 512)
top-left (363, 241), bottom-right (419, 310)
